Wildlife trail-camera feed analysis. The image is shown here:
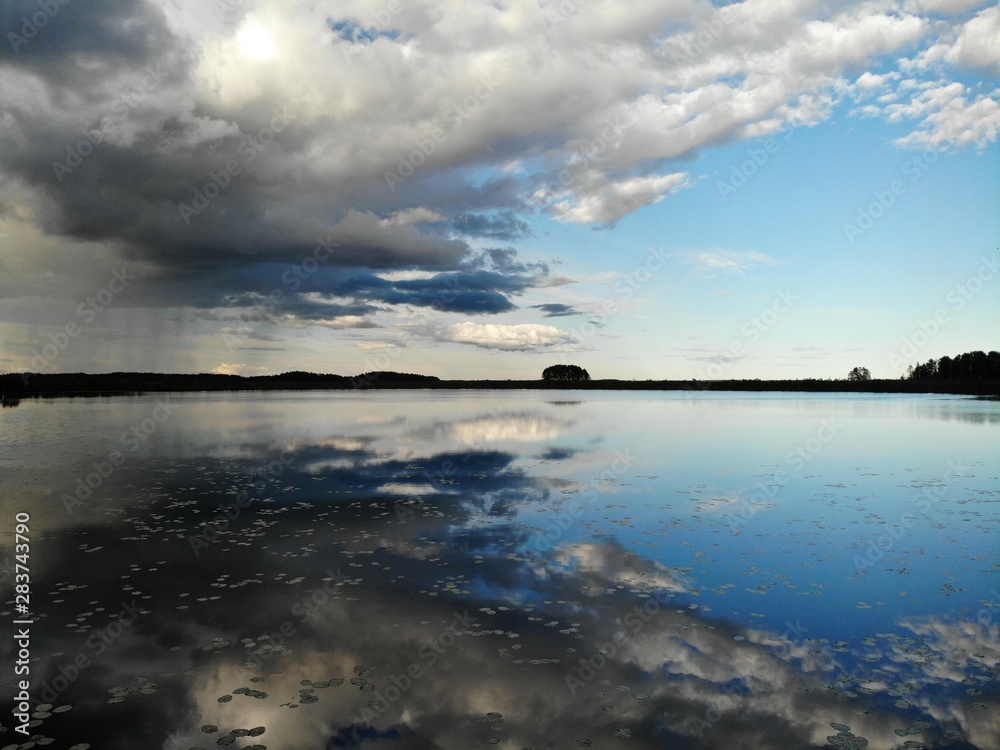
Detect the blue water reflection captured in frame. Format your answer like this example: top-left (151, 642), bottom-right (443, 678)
top-left (0, 391), bottom-right (996, 749)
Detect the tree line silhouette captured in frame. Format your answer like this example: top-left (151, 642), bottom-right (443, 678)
top-left (3, 352), bottom-right (999, 405)
top-left (905, 350), bottom-right (999, 381)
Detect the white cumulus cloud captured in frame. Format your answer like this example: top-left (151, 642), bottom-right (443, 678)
top-left (445, 322), bottom-right (577, 351)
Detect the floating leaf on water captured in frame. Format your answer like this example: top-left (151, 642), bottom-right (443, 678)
top-left (825, 726), bottom-right (870, 749)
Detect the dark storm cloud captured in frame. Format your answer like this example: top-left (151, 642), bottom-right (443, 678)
top-left (531, 303), bottom-right (580, 318)
top-left (343, 268), bottom-right (540, 312)
top-left (3, 0), bottom-right (980, 333)
top-left (324, 270), bottom-right (541, 315)
top-left (464, 247), bottom-right (549, 275)
top-left (185, 266), bottom-right (545, 319)
top-left (0, 3), bottom-right (545, 317)
top-left (200, 291), bottom-right (379, 324)
top-left (451, 210), bottom-right (530, 240)
top-left (1, 0), bottom-right (171, 65)
top-left (260, 294), bottom-right (379, 322)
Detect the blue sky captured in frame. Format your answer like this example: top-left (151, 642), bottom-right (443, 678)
top-left (0, 0), bottom-right (997, 379)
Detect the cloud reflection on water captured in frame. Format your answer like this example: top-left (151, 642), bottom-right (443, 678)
top-left (0, 392), bottom-right (996, 748)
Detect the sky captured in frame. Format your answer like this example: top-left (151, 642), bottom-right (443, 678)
top-left (0, 0), bottom-right (997, 381)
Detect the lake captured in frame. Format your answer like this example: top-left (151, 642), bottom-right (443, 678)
top-left (1, 391), bottom-right (997, 749)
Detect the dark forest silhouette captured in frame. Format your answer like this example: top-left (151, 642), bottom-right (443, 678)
top-left (905, 350), bottom-right (999, 381)
top-left (2, 349), bottom-right (998, 404)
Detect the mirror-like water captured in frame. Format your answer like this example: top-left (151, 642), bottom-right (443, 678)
top-left (1, 391), bottom-right (997, 749)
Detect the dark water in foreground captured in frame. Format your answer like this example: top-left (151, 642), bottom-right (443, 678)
top-left (0, 391), bottom-right (997, 750)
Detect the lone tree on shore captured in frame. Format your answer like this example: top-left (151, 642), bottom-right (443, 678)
top-left (542, 364), bottom-right (591, 382)
top-left (848, 366), bottom-right (872, 381)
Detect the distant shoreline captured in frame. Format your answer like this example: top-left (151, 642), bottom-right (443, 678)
top-left (2, 371), bottom-right (998, 401)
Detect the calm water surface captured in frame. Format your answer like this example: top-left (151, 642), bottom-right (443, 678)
top-left (0, 391), bottom-right (997, 749)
